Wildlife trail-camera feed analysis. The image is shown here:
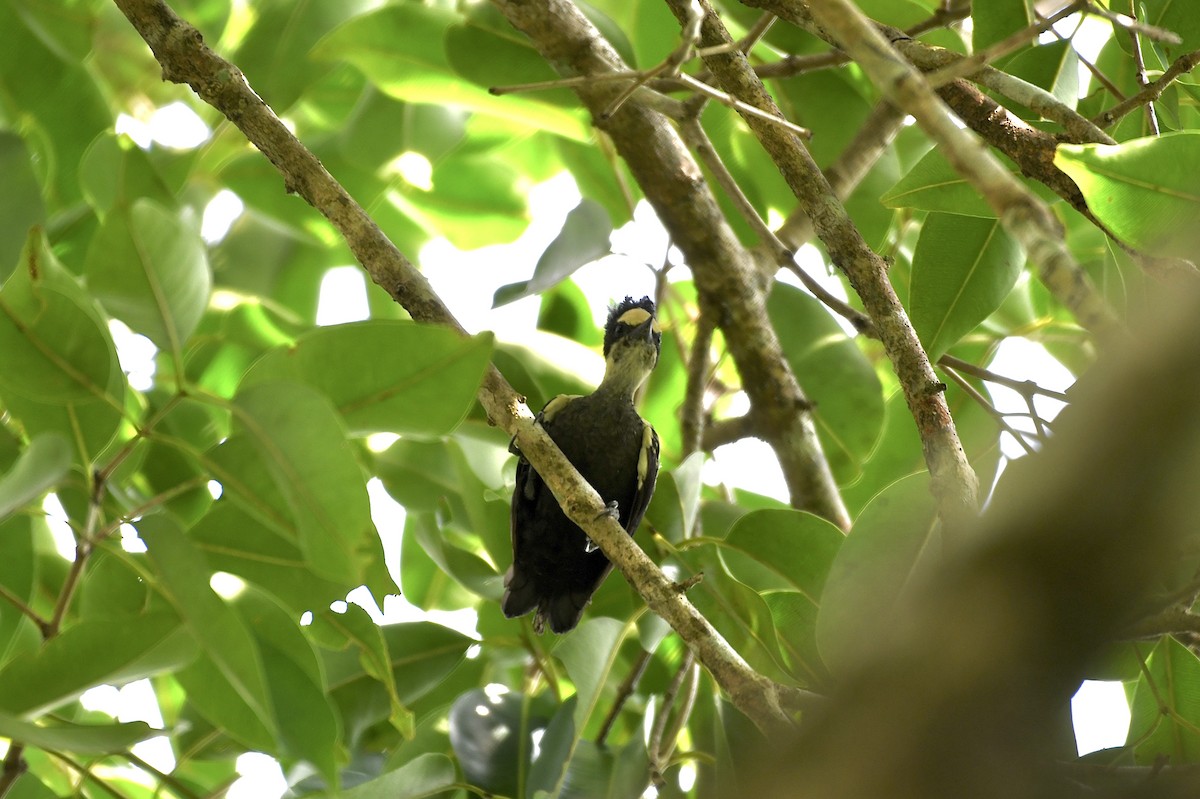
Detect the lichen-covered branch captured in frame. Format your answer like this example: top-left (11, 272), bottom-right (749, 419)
top-left (668, 0), bottom-right (980, 530)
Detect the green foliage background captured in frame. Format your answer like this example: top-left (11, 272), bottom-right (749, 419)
top-left (1, 0), bottom-right (1199, 796)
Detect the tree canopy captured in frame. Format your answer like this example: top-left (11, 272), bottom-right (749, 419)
top-left (2, 0), bottom-right (1200, 797)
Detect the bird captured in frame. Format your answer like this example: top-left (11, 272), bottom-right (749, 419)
top-left (502, 295), bottom-right (662, 634)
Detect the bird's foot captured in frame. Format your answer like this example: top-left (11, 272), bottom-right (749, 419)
top-left (673, 573), bottom-right (704, 593)
top-left (584, 502), bottom-right (620, 552)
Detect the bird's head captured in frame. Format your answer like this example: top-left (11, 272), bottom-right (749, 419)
top-left (601, 295), bottom-right (662, 394)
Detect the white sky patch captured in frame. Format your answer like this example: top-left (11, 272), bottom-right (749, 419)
top-left (986, 337), bottom-right (1073, 459)
top-left (1072, 680), bottom-right (1131, 755)
top-left (41, 494), bottom-right (76, 560)
top-left (148, 102), bottom-right (211, 149)
top-left (390, 151), bottom-right (434, 190)
top-left (210, 571), bottom-right (247, 600)
top-left (227, 753), bottom-right (287, 799)
top-left (109, 319), bottom-right (158, 392)
top-left (202, 189), bottom-right (245, 244)
top-left (316, 266), bottom-right (370, 326)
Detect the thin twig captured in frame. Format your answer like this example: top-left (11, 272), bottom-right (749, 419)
top-left (925, 1), bottom-right (1086, 89)
top-left (1125, 4), bottom-right (1161, 135)
top-left (941, 365), bottom-right (1039, 455)
top-left (938, 354), bottom-right (1070, 402)
top-left (1094, 48), bottom-right (1200, 129)
top-left (649, 649), bottom-right (698, 786)
top-left (596, 649), bottom-right (652, 745)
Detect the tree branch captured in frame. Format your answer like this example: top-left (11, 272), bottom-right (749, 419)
top-left (491, 0), bottom-right (851, 531)
top-left (778, 0), bottom-right (1123, 341)
top-left (110, 0), bottom-right (808, 736)
top-left (669, 0), bottom-right (980, 531)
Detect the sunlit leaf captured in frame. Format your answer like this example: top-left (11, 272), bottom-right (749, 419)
top-left (910, 213), bottom-right (1023, 361)
top-left (1056, 133), bottom-right (1200, 260)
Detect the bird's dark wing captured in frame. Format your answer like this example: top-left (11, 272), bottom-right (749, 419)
top-left (621, 419), bottom-right (659, 535)
top-left (502, 394), bottom-right (582, 629)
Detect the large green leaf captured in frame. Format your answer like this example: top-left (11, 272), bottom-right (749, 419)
top-left (767, 284), bottom-right (885, 483)
top-left (232, 0), bottom-right (371, 111)
top-left (1056, 133), bottom-right (1200, 260)
top-left (312, 4), bottom-right (588, 141)
top-left (85, 198), bottom-right (212, 353)
top-left (0, 133), bottom-right (45, 283)
top-left (0, 233), bottom-right (119, 405)
top-left (322, 753), bottom-right (456, 799)
top-left (242, 321), bottom-right (493, 436)
top-left (319, 619), bottom-right (472, 746)
top-left (140, 517), bottom-right (276, 735)
top-left (190, 504), bottom-right (348, 615)
top-left (910, 213), bottom-right (1024, 361)
top-left (816, 473), bottom-right (940, 674)
top-left (0, 711), bottom-right (154, 755)
top-left (972, 0), bottom-right (1030, 51)
top-left (0, 612), bottom-right (197, 716)
top-left (230, 381), bottom-right (377, 584)
top-left (236, 588), bottom-right (342, 784)
top-left (1129, 636), bottom-right (1200, 764)
top-left (553, 616), bottom-right (630, 732)
top-left (881, 148), bottom-right (997, 218)
top-left (0, 433), bottom-right (70, 523)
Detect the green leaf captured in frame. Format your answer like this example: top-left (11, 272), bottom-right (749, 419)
top-left (0, 517), bottom-right (37, 671)
top-left (910, 213), bottom-right (1024, 361)
top-left (496, 200), bottom-right (614, 307)
top-left (0, 433), bottom-right (70, 523)
top-left (882, 148), bottom-right (997, 218)
top-left (322, 753), bottom-right (456, 799)
top-left (1129, 636), bottom-right (1200, 764)
top-left (232, 0), bottom-right (369, 111)
top-left (816, 473), bottom-right (939, 674)
top-left (231, 381), bottom-right (377, 584)
top-left (1141, 0), bottom-right (1200, 56)
top-left (0, 133), bottom-right (45, 283)
top-left (242, 321), bottom-right (493, 436)
top-left (720, 509), bottom-right (843, 596)
top-left (191, 504), bottom-right (348, 615)
top-left (0, 232), bottom-right (119, 405)
top-left (1003, 39), bottom-right (1078, 111)
top-left (321, 620), bottom-right (473, 746)
top-left (236, 588), bottom-right (342, 785)
top-left (1055, 133), bottom-right (1200, 260)
top-left (312, 4), bottom-right (588, 141)
top-left (553, 617), bottom-right (630, 733)
top-left (140, 517), bottom-right (276, 733)
top-left (715, 509), bottom-right (842, 684)
top-left (0, 612), bottom-right (197, 716)
top-left (767, 284), bottom-right (885, 482)
top-left (311, 603), bottom-right (412, 738)
top-left (85, 198), bottom-right (212, 352)
top-left (972, 0), bottom-right (1030, 51)
top-left (0, 711), bottom-right (154, 754)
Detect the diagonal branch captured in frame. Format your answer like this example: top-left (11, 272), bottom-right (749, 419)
top-left (110, 0), bottom-right (808, 736)
top-left (666, 0), bottom-right (980, 531)
top-left (491, 0), bottom-right (851, 531)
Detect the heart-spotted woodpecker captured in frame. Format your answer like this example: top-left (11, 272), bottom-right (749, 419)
top-left (503, 296), bottom-right (662, 633)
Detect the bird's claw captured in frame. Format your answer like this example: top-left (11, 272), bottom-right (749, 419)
top-left (584, 501), bottom-right (620, 552)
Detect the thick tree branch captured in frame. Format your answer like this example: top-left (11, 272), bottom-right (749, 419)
top-left (782, 0), bottom-right (1123, 341)
top-left (110, 0), bottom-right (808, 736)
top-left (668, 0), bottom-right (980, 531)
top-left (491, 0), bottom-right (851, 531)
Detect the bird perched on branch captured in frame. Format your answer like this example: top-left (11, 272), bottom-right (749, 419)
top-left (503, 295), bottom-right (662, 634)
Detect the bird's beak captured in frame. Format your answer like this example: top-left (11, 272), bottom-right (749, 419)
top-left (634, 314), bottom-right (656, 342)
